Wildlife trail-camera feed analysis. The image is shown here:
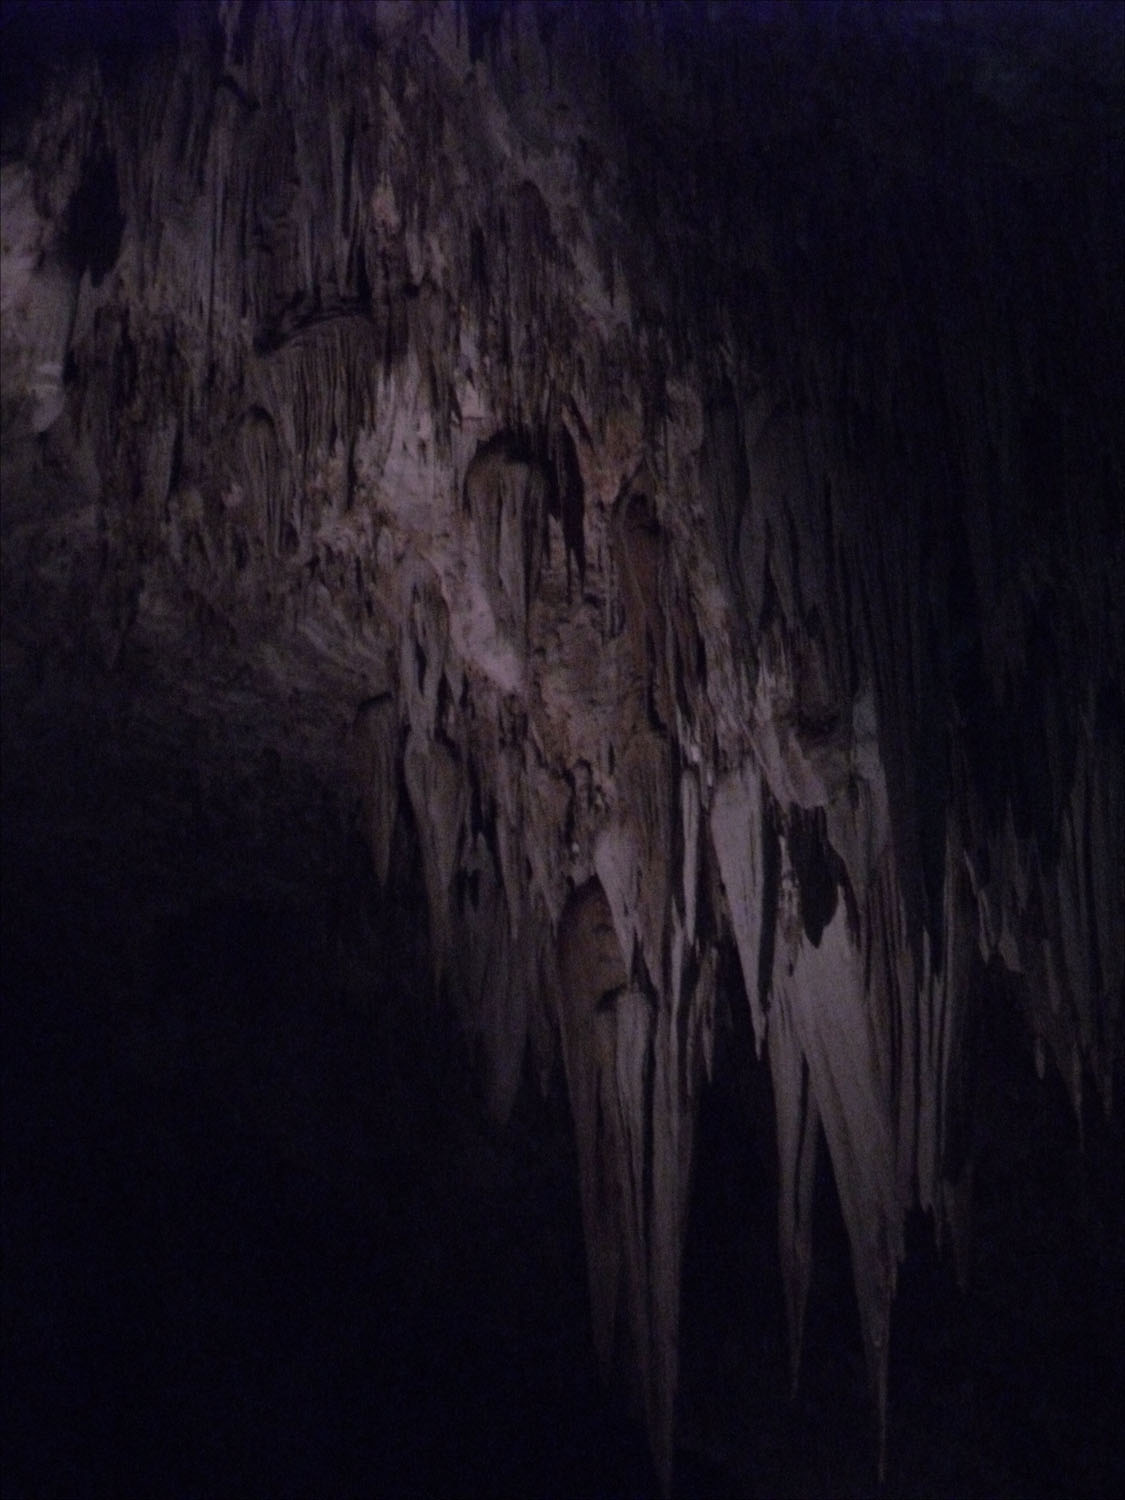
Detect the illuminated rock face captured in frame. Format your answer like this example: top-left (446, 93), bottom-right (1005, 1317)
top-left (2, 2), bottom-right (1122, 1491)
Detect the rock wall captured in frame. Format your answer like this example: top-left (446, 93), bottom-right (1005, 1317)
top-left (2, 1), bottom-right (1122, 1488)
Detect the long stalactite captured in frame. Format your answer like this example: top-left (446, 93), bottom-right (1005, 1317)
top-left (2, 2), bottom-right (1122, 1491)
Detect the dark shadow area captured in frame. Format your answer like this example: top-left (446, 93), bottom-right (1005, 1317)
top-left (1, 820), bottom-right (654, 1500)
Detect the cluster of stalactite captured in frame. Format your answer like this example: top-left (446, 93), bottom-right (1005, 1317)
top-left (3, 2), bottom-right (1121, 1489)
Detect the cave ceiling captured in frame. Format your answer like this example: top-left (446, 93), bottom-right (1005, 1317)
top-left (2, 1), bottom-right (1123, 1491)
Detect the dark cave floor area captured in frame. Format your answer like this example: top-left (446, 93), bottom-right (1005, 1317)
top-left (2, 859), bottom-right (652, 1500)
top-left (3, 854), bottom-right (1123, 1500)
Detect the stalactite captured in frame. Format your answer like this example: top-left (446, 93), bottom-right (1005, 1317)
top-left (769, 983), bottom-right (819, 1396)
top-left (3, 2), bottom-right (1121, 1493)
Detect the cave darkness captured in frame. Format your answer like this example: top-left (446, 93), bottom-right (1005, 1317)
top-left (2, 3), bottom-right (1124, 1498)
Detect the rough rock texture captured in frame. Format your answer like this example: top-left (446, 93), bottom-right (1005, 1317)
top-left (3, 2), bottom-right (1123, 1493)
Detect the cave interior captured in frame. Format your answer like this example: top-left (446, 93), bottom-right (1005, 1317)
top-left (1, 2), bottom-right (1123, 1497)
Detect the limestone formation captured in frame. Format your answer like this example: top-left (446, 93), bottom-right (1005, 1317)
top-left (3, 2), bottom-right (1122, 1492)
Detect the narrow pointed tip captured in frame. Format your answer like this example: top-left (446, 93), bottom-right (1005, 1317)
top-left (875, 1344), bottom-right (889, 1488)
top-left (786, 1317), bottom-right (804, 1399)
